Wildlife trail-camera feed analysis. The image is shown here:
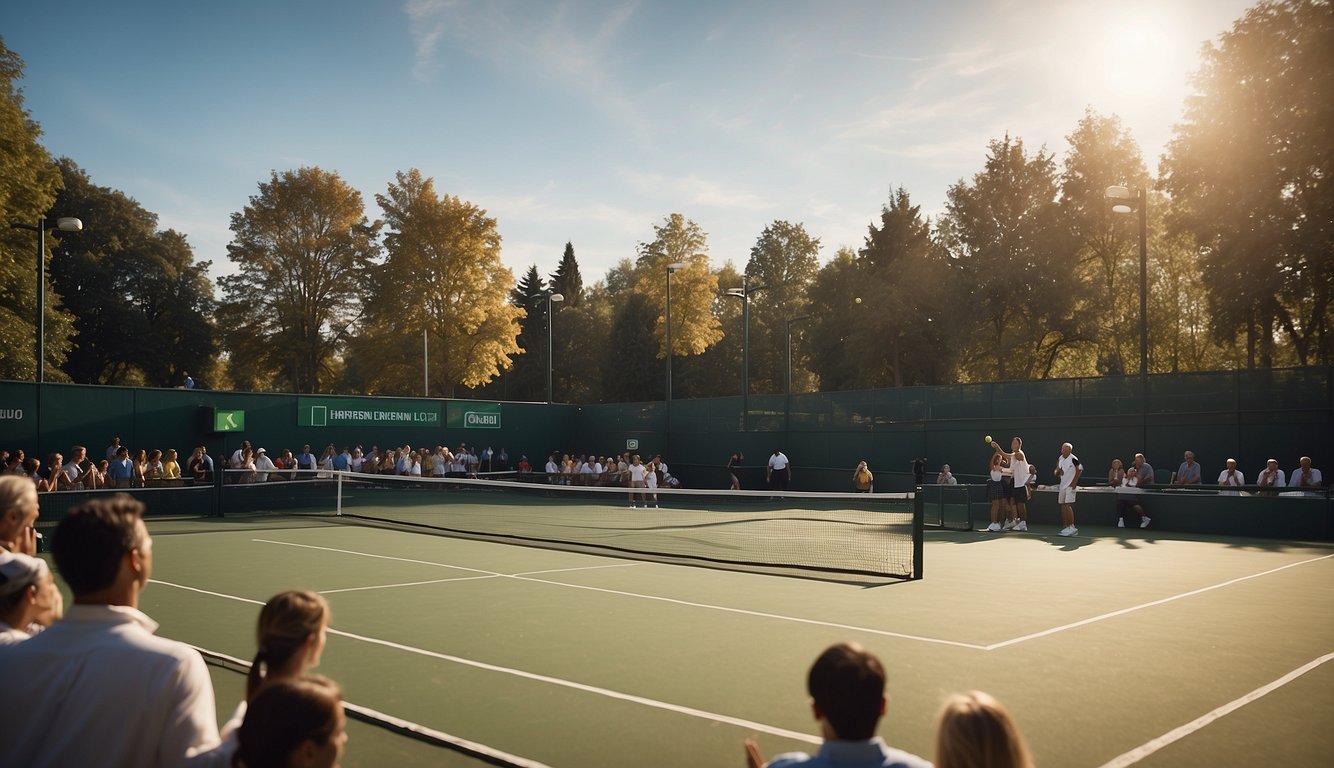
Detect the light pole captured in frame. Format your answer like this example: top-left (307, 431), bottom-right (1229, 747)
top-left (664, 263), bottom-right (685, 449)
top-left (423, 327), bottom-right (429, 397)
top-left (10, 217), bottom-right (83, 383)
top-left (723, 275), bottom-right (766, 431)
top-left (785, 314), bottom-right (811, 435)
top-left (544, 292), bottom-right (564, 403)
top-left (1104, 186), bottom-right (1147, 378)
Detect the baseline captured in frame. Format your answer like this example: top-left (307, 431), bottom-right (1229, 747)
top-left (1097, 652), bottom-right (1334, 767)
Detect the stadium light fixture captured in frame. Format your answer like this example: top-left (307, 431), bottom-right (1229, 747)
top-left (10, 217), bottom-right (83, 385)
top-left (723, 276), bottom-right (767, 431)
top-left (546, 292), bottom-right (564, 403)
top-left (1104, 185), bottom-right (1148, 379)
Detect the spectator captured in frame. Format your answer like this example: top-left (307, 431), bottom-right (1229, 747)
top-left (105, 436), bottom-right (122, 461)
top-left (1217, 458), bottom-right (1245, 496)
top-left (1256, 459), bottom-right (1286, 495)
top-left (254, 449), bottom-right (278, 483)
top-left (0, 495), bottom-right (220, 766)
top-left (204, 591), bottom-right (332, 765)
top-left (767, 449), bottom-right (792, 493)
top-left (233, 676), bottom-right (347, 768)
top-left (1107, 458), bottom-right (1126, 488)
top-left (936, 464), bottom-right (958, 485)
top-left (0, 550), bottom-right (63, 644)
top-left (109, 447), bottom-right (134, 488)
top-left (187, 446), bottom-right (214, 485)
top-left (1288, 456), bottom-right (1323, 492)
top-left (0, 475), bottom-right (41, 555)
top-left (62, 445), bottom-right (95, 490)
top-left (853, 461), bottom-right (874, 493)
top-left (934, 690), bottom-right (1034, 768)
top-left (743, 642), bottom-right (930, 768)
top-left (297, 444), bottom-right (317, 473)
top-left (4, 449), bottom-right (23, 474)
top-left (132, 448), bottom-right (149, 488)
top-left (1116, 466), bottom-right (1149, 528)
top-left (44, 452), bottom-right (66, 492)
top-left (911, 458), bottom-right (927, 486)
top-left (1173, 451), bottom-right (1202, 485)
top-left (1132, 453), bottom-right (1155, 490)
top-left (145, 449), bottom-right (165, 483)
top-left (162, 449), bottom-right (182, 482)
top-left (727, 450), bottom-right (744, 490)
top-left (517, 455), bottom-right (532, 473)
top-left (230, 440), bottom-right (253, 470)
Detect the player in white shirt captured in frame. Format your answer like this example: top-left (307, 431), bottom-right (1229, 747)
top-left (991, 437), bottom-right (1030, 532)
top-left (1055, 442), bottom-right (1082, 536)
top-left (627, 455), bottom-right (648, 507)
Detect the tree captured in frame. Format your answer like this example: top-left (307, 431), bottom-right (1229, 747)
top-left (0, 35), bottom-right (68, 380)
top-left (1160, 0), bottom-right (1334, 366)
top-left (937, 135), bottom-right (1088, 380)
top-left (745, 221), bottom-right (821, 393)
top-left (550, 241), bottom-right (584, 306)
top-left (505, 264), bottom-right (547, 401)
top-left (1060, 110), bottom-right (1150, 376)
top-left (48, 160), bottom-right (217, 387)
top-left (677, 261), bottom-right (744, 399)
top-left (351, 169), bottom-right (522, 398)
top-left (633, 214), bottom-right (722, 359)
top-left (220, 167), bottom-right (378, 393)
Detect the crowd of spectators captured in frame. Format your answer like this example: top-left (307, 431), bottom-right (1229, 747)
top-left (0, 438), bottom-right (210, 492)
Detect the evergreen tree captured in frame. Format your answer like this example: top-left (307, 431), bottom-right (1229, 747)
top-left (550, 241), bottom-right (584, 306)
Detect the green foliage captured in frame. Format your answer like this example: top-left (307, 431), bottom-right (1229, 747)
top-left (745, 220), bottom-right (821, 393)
top-left (504, 264), bottom-right (547, 401)
top-left (220, 167), bottom-right (379, 393)
top-left (633, 214), bottom-right (722, 359)
top-left (550, 241), bottom-right (584, 307)
top-left (350, 169), bottom-right (522, 398)
top-left (0, 35), bottom-right (65, 380)
top-left (938, 135), bottom-right (1088, 380)
top-left (48, 160), bottom-right (217, 387)
top-left (1160, 0), bottom-right (1333, 367)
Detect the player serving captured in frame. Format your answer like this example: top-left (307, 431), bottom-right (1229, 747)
top-left (990, 436), bottom-right (1030, 532)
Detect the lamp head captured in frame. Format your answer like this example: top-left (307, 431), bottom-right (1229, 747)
top-left (667, 262), bottom-right (686, 271)
top-left (55, 217), bottom-right (83, 232)
top-left (550, 293), bottom-right (564, 302)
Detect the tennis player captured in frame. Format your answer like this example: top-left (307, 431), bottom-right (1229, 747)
top-left (991, 437), bottom-right (1030, 532)
top-left (1055, 442), bottom-right (1082, 536)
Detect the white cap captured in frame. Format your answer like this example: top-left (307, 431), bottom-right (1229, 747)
top-left (0, 550), bottom-right (48, 597)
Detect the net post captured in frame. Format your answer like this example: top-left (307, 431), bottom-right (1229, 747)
top-left (911, 485), bottom-right (924, 580)
top-left (336, 470), bottom-right (343, 516)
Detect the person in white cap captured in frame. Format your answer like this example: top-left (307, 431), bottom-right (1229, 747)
top-left (253, 448), bottom-right (278, 483)
top-left (0, 550), bottom-right (63, 645)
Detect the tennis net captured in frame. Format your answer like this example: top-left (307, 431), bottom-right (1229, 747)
top-left (310, 472), bottom-right (923, 579)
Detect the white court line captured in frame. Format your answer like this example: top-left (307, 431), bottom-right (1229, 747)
top-left (252, 538), bottom-right (497, 576)
top-left (1098, 652), bottom-right (1334, 767)
top-left (149, 578), bottom-right (820, 745)
top-left (984, 553), bottom-right (1334, 651)
top-left (251, 538), bottom-right (986, 650)
top-left (320, 575), bottom-right (499, 595)
top-left (511, 563), bottom-right (645, 577)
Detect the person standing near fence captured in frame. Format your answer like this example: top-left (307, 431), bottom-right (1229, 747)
top-left (767, 449), bottom-right (792, 493)
top-left (1055, 442), bottom-right (1082, 537)
top-left (992, 437), bottom-right (1030, 532)
top-left (727, 451), bottom-right (744, 491)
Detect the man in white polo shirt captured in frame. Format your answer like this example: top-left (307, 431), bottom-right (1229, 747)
top-left (1055, 442), bottom-right (1082, 537)
top-left (0, 496), bottom-right (219, 767)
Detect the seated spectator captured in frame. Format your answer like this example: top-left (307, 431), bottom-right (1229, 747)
top-left (1217, 458), bottom-right (1245, 496)
top-left (162, 449), bottom-right (182, 481)
top-left (44, 452), bottom-right (66, 492)
top-left (21, 457), bottom-right (44, 490)
top-left (743, 642), bottom-right (930, 768)
top-left (233, 675), bottom-right (347, 768)
top-left (934, 690), bottom-right (1034, 768)
top-left (1256, 459), bottom-right (1286, 495)
top-left (0, 550), bottom-right (63, 644)
top-left (936, 464), bottom-right (957, 485)
top-left (518, 455), bottom-right (532, 473)
top-left (62, 445), bottom-right (95, 490)
top-left (3, 449), bottom-right (23, 474)
top-left (1172, 451), bottom-right (1202, 485)
top-left (254, 448), bottom-right (278, 483)
top-left (1132, 453), bottom-right (1155, 489)
top-left (0, 495), bottom-right (220, 765)
top-left (145, 448), bottom-right (166, 483)
top-left (91, 459), bottom-right (110, 489)
top-left (0, 475), bottom-right (41, 555)
top-left (1288, 456), bottom-right (1323, 491)
top-left (1116, 466), bottom-right (1149, 529)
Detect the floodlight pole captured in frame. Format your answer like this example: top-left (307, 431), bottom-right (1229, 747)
top-left (785, 314), bottom-right (811, 436)
top-left (546, 292), bottom-right (564, 403)
top-left (11, 216), bottom-right (83, 457)
top-left (1105, 185), bottom-right (1149, 448)
top-left (724, 275), bottom-right (766, 431)
top-left (665, 263), bottom-right (685, 449)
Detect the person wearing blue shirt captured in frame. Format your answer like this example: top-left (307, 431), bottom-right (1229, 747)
top-left (745, 643), bottom-right (930, 768)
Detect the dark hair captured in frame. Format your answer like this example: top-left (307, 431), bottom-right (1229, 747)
top-left (807, 642), bottom-right (886, 740)
top-left (51, 495), bottom-right (145, 596)
top-left (233, 675), bottom-right (343, 768)
top-left (247, 590), bottom-right (330, 700)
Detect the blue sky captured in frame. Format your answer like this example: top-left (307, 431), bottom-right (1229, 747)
top-left (6, 0), bottom-right (1253, 285)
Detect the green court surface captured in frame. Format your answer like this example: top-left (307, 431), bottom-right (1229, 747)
top-left (138, 511), bottom-right (1334, 767)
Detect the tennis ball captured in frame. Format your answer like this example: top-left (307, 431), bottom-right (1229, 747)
top-left (984, 435), bottom-right (992, 444)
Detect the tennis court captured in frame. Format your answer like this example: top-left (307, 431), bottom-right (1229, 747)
top-left (129, 478), bottom-right (1333, 767)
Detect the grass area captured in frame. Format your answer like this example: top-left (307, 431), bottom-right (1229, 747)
top-left (140, 513), bottom-right (1334, 767)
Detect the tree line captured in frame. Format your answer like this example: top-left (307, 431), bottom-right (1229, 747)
top-left (1, 0), bottom-right (1329, 401)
